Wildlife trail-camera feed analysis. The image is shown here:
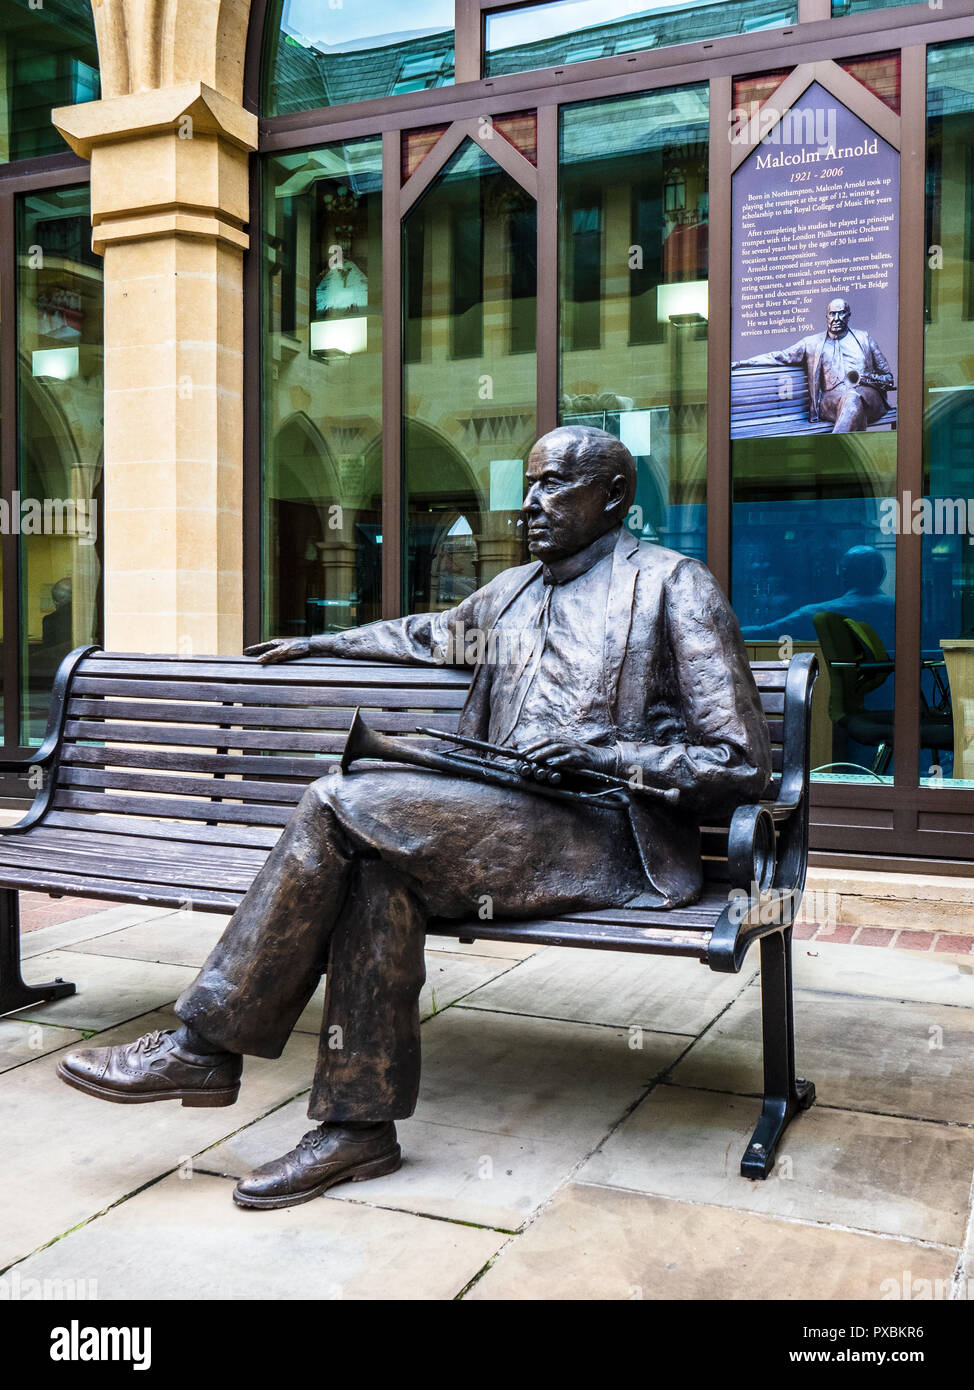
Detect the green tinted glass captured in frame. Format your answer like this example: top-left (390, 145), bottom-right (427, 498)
top-left (560, 86), bottom-right (709, 561)
top-left (485, 0), bottom-right (796, 79)
top-left (262, 139), bottom-right (383, 638)
top-left (17, 185), bottom-right (103, 744)
top-left (263, 0), bottom-right (454, 116)
top-left (0, 0), bottom-right (99, 162)
top-left (832, 1), bottom-right (918, 14)
top-left (403, 139), bottom-right (536, 613)
top-left (921, 41), bottom-right (974, 789)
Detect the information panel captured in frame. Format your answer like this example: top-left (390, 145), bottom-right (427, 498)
top-left (731, 81), bottom-right (899, 440)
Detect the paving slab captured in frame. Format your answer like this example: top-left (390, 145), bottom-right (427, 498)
top-left (465, 1183), bottom-right (958, 1300)
top-left (673, 987), bottom-right (974, 1124)
top-left (71, 914), bottom-right (229, 969)
top-left (577, 1084), bottom-right (974, 1246)
top-left (7, 950), bottom-right (199, 1031)
top-left (199, 1096), bottom-right (573, 1231)
top-left (0, 1019), bottom-right (84, 1073)
top-left (460, 944), bottom-right (756, 1034)
top-left (419, 952), bottom-right (520, 1019)
top-left (201, 1004), bottom-right (674, 1227)
top-left (291, 951), bottom-right (520, 1036)
top-left (0, 1008), bottom-right (318, 1269)
top-left (21, 905), bottom-right (178, 959)
top-left (9, 1171), bottom-right (504, 1300)
top-left (793, 940), bottom-right (974, 1007)
top-left (415, 1006), bottom-right (685, 1143)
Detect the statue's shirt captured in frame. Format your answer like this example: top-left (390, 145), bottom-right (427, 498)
top-left (488, 527), bottom-right (616, 749)
top-left (819, 331), bottom-right (868, 393)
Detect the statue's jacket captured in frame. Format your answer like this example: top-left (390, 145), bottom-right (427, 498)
top-left (326, 527), bottom-right (772, 909)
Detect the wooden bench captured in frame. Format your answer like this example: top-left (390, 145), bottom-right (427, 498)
top-left (0, 646), bottom-right (817, 1179)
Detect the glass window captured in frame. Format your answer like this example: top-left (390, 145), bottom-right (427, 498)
top-left (559, 86), bottom-right (709, 561)
top-left (730, 75), bottom-right (901, 788)
top-left (922, 41), bottom-right (974, 790)
top-left (484, 0), bottom-right (796, 80)
top-left (261, 139), bottom-right (383, 638)
top-left (0, 0), bottom-right (100, 162)
top-left (832, 1), bottom-right (918, 15)
top-left (263, 0), bottom-right (454, 116)
top-left (17, 186), bottom-right (103, 744)
top-left (733, 435), bottom-right (898, 785)
top-left (403, 140), bottom-right (536, 612)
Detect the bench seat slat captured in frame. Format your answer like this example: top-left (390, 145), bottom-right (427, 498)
top-left (426, 918), bottom-right (713, 956)
top-left (13, 825), bottom-right (270, 871)
top-left (0, 842), bottom-right (261, 893)
top-left (554, 891), bottom-right (730, 928)
top-left (0, 865), bottom-right (241, 912)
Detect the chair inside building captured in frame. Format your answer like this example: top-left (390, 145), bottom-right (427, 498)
top-left (813, 611), bottom-right (953, 777)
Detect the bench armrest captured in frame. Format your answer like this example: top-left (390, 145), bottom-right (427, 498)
top-left (707, 654), bottom-right (817, 973)
top-left (0, 744), bottom-right (58, 775)
top-left (0, 644), bottom-right (101, 835)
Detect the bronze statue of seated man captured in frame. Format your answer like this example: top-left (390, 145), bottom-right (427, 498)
top-left (58, 425), bottom-right (770, 1210)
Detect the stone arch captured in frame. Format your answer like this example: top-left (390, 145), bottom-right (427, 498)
top-left (267, 411), bottom-right (382, 636)
top-left (271, 411), bottom-right (342, 508)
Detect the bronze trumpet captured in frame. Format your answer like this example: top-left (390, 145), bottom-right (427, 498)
top-left (339, 709), bottom-right (679, 807)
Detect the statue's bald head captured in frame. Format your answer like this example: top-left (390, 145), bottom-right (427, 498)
top-left (531, 426), bottom-right (637, 517)
top-left (523, 426), bottom-right (638, 561)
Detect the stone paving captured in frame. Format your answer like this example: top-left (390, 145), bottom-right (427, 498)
top-left (1, 901), bottom-right (973, 1300)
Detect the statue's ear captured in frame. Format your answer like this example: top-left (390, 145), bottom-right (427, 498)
top-left (605, 473), bottom-right (628, 518)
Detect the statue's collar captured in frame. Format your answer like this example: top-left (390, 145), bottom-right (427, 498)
top-left (540, 526), bottom-right (622, 586)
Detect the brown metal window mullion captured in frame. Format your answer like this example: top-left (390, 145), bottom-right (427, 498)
top-left (0, 186), bottom-right (20, 751)
top-left (707, 76), bottom-right (732, 595)
top-left (536, 104), bottom-right (558, 436)
top-left (455, 0), bottom-right (483, 86)
top-left (242, 152), bottom-right (262, 647)
top-left (892, 43), bottom-right (927, 797)
top-left (382, 129), bottom-right (404, 619)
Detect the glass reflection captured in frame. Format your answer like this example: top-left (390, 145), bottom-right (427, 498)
top-left (0, 0), bottom-right (99, 162)
top-left (921, 42), bottom-right (974, 788)
top-left (403, 140), bottom-right (536, 612)
top-left (560, 86), bottom-right (709, 561)
top-left (733, 433), bottom-right (900, 783)
top-left (17, 186), bottom-right (103, 744)
top-left (485, 0), bottom-right (795, 80)
top-left (262, 140), bottom-right (383, 637)
top-left (264, 0), bottom-right (454, 115)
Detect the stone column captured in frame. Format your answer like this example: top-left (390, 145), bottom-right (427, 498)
top-left (53, 82), bottom-right (257, 654)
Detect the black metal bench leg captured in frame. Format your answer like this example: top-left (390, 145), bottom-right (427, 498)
top-left (740, 925), bottom-right (815, 1179)
top-left (0, 889), bottom-right (76, 1017)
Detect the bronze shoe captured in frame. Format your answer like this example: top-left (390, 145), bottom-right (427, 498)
top-left (233, 1122), bottom-right (402, 1210)
top-left (57, 1028), bottom-right (242, 1107)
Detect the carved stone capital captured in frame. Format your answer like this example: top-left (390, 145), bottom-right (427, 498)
top-left (53, 83), bottom-right (257, 254)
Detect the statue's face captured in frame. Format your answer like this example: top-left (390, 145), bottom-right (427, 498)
top-left (826, 300), bottom-right (851, 338)
top-left (522, 441), bottom-right (621, 561)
